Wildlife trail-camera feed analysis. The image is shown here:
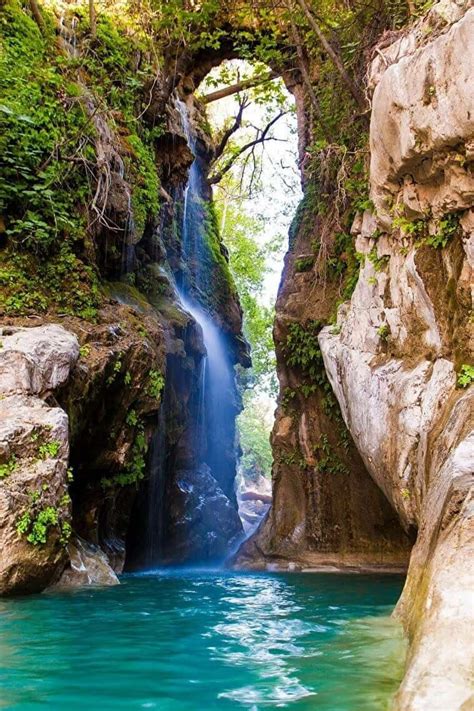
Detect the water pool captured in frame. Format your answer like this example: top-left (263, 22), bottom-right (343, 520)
top-left (0, 571), bottom-right (406, 710)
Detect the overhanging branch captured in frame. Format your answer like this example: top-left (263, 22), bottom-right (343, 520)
top-left (209, 110), bottom-right (288, 186)
top-left (201, 71), bottom-right (279, 104)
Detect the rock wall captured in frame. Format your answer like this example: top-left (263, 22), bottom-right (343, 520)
top-left (318, 4), bottom-right (473, 708)
top-left (235, 163), bottom-right (413, 571)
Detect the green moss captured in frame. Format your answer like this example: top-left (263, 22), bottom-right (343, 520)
top-left (295, 255), bottom-right (314, 272)
top-left (0, 0), bottom-right (103, 317)
top-left (124, 134), bottom-right (160, 235)
top-left (199, 199), bottom-right (239, 315)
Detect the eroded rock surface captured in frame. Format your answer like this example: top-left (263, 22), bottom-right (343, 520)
top-left (319, 4), bottom-right (474, 707)
top-left (0, 326), bottom-right (77, 595)
top-left (55, 537), bottom-right (119, 589)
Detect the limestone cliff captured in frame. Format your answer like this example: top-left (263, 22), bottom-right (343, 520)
top-left (237, 2), bottom-right (473, 707)
top-left (319, 4), bottom-right (473, 708)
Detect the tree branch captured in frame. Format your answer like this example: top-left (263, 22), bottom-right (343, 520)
top-left (213, 96), bottom-right (250, 163)
top-left (201, 72), bottom-right (279, 104)
top-left (29, 0), bottom-right (45, 32)
top-left (208, 111), bottom-right (287, 186)
top-left (294, 0), bottom-right (368, 115)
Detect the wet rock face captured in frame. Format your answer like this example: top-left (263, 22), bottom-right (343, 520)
top-left (235, 197), bottom-right (412, 571)
top-left (0, 326), bottom-right (78, 595)
top-left (55, 537), bottom-right (119, 589)
top-left (318, 3), bottom-right (474, 707)
top-left (164, 465), bottom-right (243, 564)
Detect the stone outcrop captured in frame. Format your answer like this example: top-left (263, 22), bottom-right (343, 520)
top-left (0, 304), bottom-right (167, 593)
top-left (55, 537), bottom-right (119, 589)
top-left (0, 326), bottom-right (78, 595)
top-left (318, 4), bottom-right (474, 708)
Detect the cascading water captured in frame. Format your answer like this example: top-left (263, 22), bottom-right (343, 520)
top-left (126, 99), bottom-right (244, 570)
top-left (176, 99), bottom-right (239, 505)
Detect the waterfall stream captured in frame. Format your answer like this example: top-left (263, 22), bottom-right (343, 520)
top-left (176, 99), bottom-right (237, 501)
top-left (127, 99), bottom-right (243, 569)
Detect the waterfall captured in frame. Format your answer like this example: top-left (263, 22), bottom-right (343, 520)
top-left (176, 99), bottom-right (237, 500)
top-left (126, 99), bottom-right (243, 570)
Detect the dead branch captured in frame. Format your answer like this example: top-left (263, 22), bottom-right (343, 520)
top-left (201, 72), bottom-right (279, 104)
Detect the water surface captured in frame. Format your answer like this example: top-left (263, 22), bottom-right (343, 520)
top-left (0, 571), bottom-right (406, 710)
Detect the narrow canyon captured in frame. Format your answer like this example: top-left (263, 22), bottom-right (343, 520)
top-left (0, 0), bottom-right (472, 709)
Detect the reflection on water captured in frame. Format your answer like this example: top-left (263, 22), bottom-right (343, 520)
top-left (0, 571), bottom-right (406, 710)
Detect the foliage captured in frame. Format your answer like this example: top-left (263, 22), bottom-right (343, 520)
top-left (0, 455), bottom-right (17, 479)
top-left (0, 1), bottom-right (92, 256)
top-left (126, 409), bottom-right (139, 427)
top-left (238, 391), bottom-right (273, 480)
top-left (147, 369), bottom-right (165, 399)
top-left (106, 355), bottom-right (123, 385)
top-left (377, 323), bottom-right (390, 341)
top-left (314, 434), bottom-right (348, 475)
top-left (367, 248), bottom-right (389, 272)
top-left (101, 419), bottom-right (148, 488)
top-left (215, 167), bottom-right (282, 396)
top-left (0, 0), bottom-right (102, 317)
top-left (424, 213), bottom-right (459, 249)
top-left (295, 255), bottom-right (314, 272)
top-left (16, 487), bottom-right (71, 547)
top-left (282, 320), bottom-right (327, 385)
top-left (457, 364), bottom-right (474, 389)
top-left (391, 214), bottom-right (426, 237)
top-left (38, 440), bottom-right (61, 460)
top-left (392, 212), bottom-right (459, 249)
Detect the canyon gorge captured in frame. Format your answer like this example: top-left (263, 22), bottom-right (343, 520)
top-left (0, 0), bottom-right (472, 709)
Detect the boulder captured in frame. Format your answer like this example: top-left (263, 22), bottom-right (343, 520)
top-left (55, 537), bottom-right (119, 589)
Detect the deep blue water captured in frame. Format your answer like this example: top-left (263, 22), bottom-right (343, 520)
top-left (0, 571), bottom-right (406, 710)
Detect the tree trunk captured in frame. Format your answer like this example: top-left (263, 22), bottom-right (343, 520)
top-left (29, 0), bottom-right (45, 33)
top-left (295, 0), bottom-right (367, 114)
top-left (201, 72), bottom-right (278, 104)
top-left (287, 14), bottom-right (333, 143)
top-left (89, 0), bottom-right (96, 40)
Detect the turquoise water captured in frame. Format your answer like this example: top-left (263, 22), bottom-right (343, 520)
top-left (0, 571), bottom-right (406, 710)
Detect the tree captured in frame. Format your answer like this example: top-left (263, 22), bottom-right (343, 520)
top-left (89, 0), bottom-right (97, 39)
top-left (28, 0), bottom-right (45, 32)
top-left (292, 0), bottom-right (368, 115)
